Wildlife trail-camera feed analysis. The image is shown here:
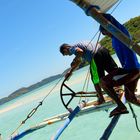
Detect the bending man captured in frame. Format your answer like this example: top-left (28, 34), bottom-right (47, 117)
top-left (59, 41), bottom-right (118, 105)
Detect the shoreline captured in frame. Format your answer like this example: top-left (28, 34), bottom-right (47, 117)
top-left (0, 79), bottom-right (139, 115)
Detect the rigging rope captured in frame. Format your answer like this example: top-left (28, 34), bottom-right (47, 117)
top-left (78, 31), bottom-right (102, 103)
top-left (10, 75), bottom-right (64, 137)
top-left (82, 68), bottom-right (90, 92)
top-left (110, 0), bottom-right (124, 14)
top-left (128, 103), bottom-right (140, 132)
top-left (125, 86), bottom-right (140, 133)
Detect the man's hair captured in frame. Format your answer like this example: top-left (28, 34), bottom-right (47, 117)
top-left (59, 43), bottom-right (69, 55)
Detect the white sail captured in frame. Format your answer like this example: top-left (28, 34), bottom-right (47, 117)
top-left (85, 0), bottom-right (119, 12)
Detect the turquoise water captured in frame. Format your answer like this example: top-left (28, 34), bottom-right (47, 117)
top-left (0, 56), bottom-right (140, 140)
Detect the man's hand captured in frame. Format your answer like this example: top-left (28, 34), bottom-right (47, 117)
top-left (65, 70), bottom-right (72, 80)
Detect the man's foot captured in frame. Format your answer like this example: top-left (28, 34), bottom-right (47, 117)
top-left (109, 107), bottom-right (129, 118)
top-left (94, 98), bottom-right (105, 106)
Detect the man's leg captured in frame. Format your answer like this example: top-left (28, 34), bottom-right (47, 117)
top-left (94, 84), bottom-right (105, 105)
top-left (101, 69), bottom-right (129, 117)
top-left (90, 57), bottom-right (105, 105)
top-left (125, 77), bottom-right (140, 106)
top-left (115, 69), bottom-right (140, 105)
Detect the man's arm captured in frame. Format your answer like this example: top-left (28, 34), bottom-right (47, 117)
top-left (65, 47), bottom-right (83, 79)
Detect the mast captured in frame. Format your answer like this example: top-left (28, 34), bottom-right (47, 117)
top-left (70, 0), bottom-right (140, 56)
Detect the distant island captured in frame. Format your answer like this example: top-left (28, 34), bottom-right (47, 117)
top-left (0, 16), bottom-right (140, 105)
top-left (0, 74), bottom-right (64, 105)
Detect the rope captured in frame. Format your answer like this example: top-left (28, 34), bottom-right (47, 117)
top-left (82, 68), bottom-right (90, 92)
top-left (10, 75), bottom-right (64, 136)
top-left (78, 68), bottom-right (90, 103)
top-left (124, 85), bottom-right (140, 133)
top-left (128, 103), bottom-right (140, 132)
top-left (110, 0), bottom-right (124, 14)
top-left (78, 31), bottom-right (102, 103)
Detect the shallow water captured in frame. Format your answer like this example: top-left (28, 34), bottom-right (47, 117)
top-left (0, 56), bottom-right (140, 140)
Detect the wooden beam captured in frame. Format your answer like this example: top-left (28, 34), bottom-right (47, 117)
top-left (70, 0), bottom-right (140, 56)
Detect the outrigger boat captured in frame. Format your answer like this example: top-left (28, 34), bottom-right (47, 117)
top-left (10, 82), bottom-right (117, 140)
top-left (10, 76), bottom-right (140, 140)
top-left (10, 98), bottom-right (115, 140)
top-left (9, 0), bottom-right (140, 140)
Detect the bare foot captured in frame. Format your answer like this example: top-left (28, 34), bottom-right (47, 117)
top-left (109, 107), bottom-right (129, 118)
top-left (94, 98), bottom-right (105, 106)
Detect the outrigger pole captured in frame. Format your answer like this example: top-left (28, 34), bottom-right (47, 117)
top-left (100, 92), bottom-right (126, 140)
top-left (9, 98), bottom-right (116, 140)
top-left (70, 0), bottom-right (140, 56)
top-left (51, 101), bottom-right (86, 140)
top-left (100, 115), bottom-right (120, 140)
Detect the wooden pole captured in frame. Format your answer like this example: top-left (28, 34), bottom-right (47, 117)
top-left (70, 0), bottom-right (140, 56)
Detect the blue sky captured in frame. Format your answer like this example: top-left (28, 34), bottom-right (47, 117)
top-left (0, 0), bottom-right (140, 98)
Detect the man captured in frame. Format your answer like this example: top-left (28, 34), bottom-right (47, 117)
top-left (59, 41), bottom-right (118, 105)
top-left (99, 13), bottom-right (140, 117)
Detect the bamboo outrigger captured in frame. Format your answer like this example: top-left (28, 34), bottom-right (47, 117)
top-left (10, 96), bottom-right (114, 140)
top-left (10, 92), bottom-right (140, 140)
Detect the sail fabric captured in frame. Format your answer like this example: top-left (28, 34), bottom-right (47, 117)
top-left (85, 0), bottom-right (119, 12)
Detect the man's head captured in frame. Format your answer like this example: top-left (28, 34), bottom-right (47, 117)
top-left (99, 25), bottom-right (112, 37)
top-left (59, 43), bottom-right (72, 56)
